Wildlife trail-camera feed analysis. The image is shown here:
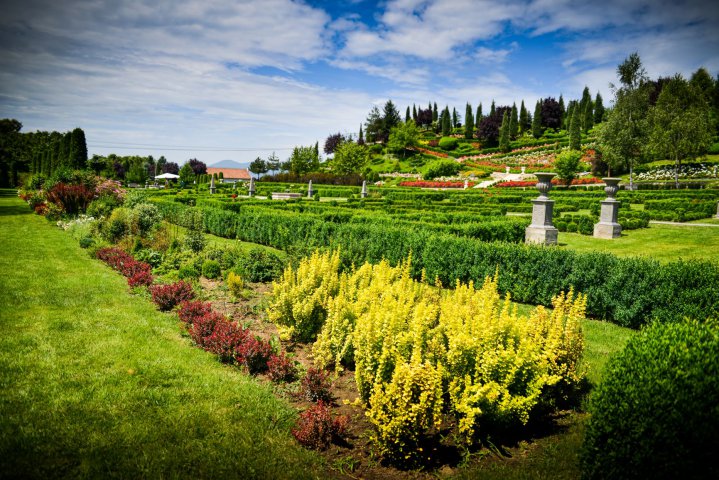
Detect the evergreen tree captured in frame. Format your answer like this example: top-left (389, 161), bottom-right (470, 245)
top-left (381, 100), bottom-right (401, 142)
top-left (314, 141), bottom-right (319, 162)
top-left (565, 101), bottom-right (576, 130)
top-left (499, 111), bottom-right (510, 152)
top-left (532, 101), bottom-right (543, 139)
top-left (579, 86), bottom-right (591, 114)
top-left (452, 107), bottom-right (458, 128)
top-left (364, 105), bottom-right (382, 143)
top-left (432, 102), bottom-right (438, 122)
top-left (476, 103), bottom-right (483, 123)
top-left (60, 132), bottom-right (71, 168)
top-left (558, 95), bottom-right (566, 128)
top-left (594, 93), bottom-right (605, 124)
top-left (406, 106), bottom-right (410, 122)
top-left (570, 105), bottom-right (582, 150)
top-left (412, 104), bottom-right (417, 122)
top-left (489, 100), bottom-right (496, 117)
top-left (441, 107), bottom-right (451, 136)
top-left (464, 103), bottom-right (474, 139)
top-left (584, 100), bottom-right (594, 133)
top-left (358, 124), bottom-right (364, 145)
top-left (69, 128), bottom-right (87, 169)
top-left (509, 103), bottom-right (518, 139)
top-left (519, 100), bottom-right (528, 134)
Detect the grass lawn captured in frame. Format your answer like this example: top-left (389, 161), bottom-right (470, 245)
top-left (558, 223), bottom-right (719, 263)
top-left (0, 192), bottom-right (321, 479)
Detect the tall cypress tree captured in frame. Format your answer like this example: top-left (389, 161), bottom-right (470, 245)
top-left (509, 103), bottom-right (519, 139)
top-left (405, 106), bottom-right (410, 122)
top-left (441, 107), bottom-right (451, 136)
top-left (499, 111), bottom-right (510, 152)
top-left (433, 102), bottom-right (438, 122)
top-left (558, 95), bottom-right (566, 129)
top-left (532, 101), bottom-right (543, 139)
top-left (464, 103), bottom-right (474, 139)
top-left (412, 104), bottom-right (417, 122)
top-left (570, 105), bottom-right (582, 150)
top-left (580, 86), bottom-right (591, 113)
top-left (452, 107), bottom-right (458, 128)
top-left (60, 132), bottom-right (71, 168)
top-left (358, 125), bottom-right (364, 145)
top-left (593, 93), bottom-right (605, 124)
top-left (519, 100), bottom-right (528, 134)
top-left (476, 103), bottom-right (483, 124)
top-left (489, 100), bottom-right (496, 118)
top-left (70, 127), bottom-right (88, 169)
top-left (583, 100), bottom-right (594, 133)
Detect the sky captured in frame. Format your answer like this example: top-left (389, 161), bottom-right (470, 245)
top-left (1, 0), bottom-right (718, 166)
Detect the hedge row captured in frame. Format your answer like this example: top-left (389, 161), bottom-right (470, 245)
top-left (152, 200), bottom-right (719, 329)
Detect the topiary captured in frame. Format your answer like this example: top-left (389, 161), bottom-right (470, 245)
top-left (178, 263), bottom-right (200, 280)
top-left (438, 136), bottom-right (458, 150)
top-left (201, 259), bottom-right (221, 279)
top-left (581, 320), bottom-right (719, 479)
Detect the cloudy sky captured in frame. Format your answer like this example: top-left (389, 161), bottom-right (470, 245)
top-left (1, 0), bottom-right (718, 166)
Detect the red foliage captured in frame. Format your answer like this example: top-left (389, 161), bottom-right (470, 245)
top-left (234, 335), bottom-right (273, 374)
top-left (127, 270), bottom-right (154, 288)
top-left (300, 367), bottom-right (333, 403)
top-left (267, 353), bottom-right (298, 383)
top-left (97, 247), bottom-right (153, 286)
top-left (399, 180), bottom-right (474, 188)
top-left (291, 401), bottom-right (348, 450)
top-left (195, 315), bottom-right (249, 363)
top-left (178, 300), bottom-right (213, 324)
top-left (45, 182), bottom-right (95, 215)
top-left (149, 281), bottom-right (195, 311)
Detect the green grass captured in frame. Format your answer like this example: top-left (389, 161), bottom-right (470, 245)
top-left (164, 221), bottom-right (288, 257)
top-left (558, 223), bottom-right (719, 263)
top-left (0, 194), bottom-right (320, 479)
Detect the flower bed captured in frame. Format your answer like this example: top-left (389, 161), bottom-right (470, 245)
top-left (399, 180), bottom-right (475, 188)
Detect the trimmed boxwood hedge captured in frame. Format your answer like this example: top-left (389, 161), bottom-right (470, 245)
top-left (152, 200), bottom-right (719, 328)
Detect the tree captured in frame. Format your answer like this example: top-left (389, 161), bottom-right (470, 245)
top-left (364, 105), bottom-right (383, 143)
top-left (417, 107), bottom-right (432, 128)
top-left (540, 97), bottom-right (562, 130)
top-left (358, 125), bottom-right (365, 145)
top-left (69, 128), bottom-right (87, 169)
top-left (579, 86), bottom-right (592, 114)
top-left (330, 141), bottom-right (368, 175)
top-left (382, 100), bottom-right (401, 140)
top-left (249, 157), bottom-right (268, 178)
top-left (432, 102), bottom-right (438, 122)
top-left (597, 52), bottom-right (652, 188)
top-left (441, 107), bottom-right (451, 136)
top-left (583, 100), bottom-right (594, 133)
top-left (0, 119), bottom-right (23, 187)
top-left (558, 95), bottom-right (566, 128)
top-left (594, 93), bottom-right (605, 124)
top-left (179, 162), bottom-right (194, 185)
top-left (478, 106), bottom-right (510, 147)
top-left (188, 158), bottom-right (207, 175)
top-left (288, 146), bottom-right (318, 175)
top-left (388, 120), bottom-right (420, 158)
top-left (452, 107), bottom-right (460, 128)
top-left (519, 100), bottom-right (528, 134)
top-left (509, 103), bottom-right (518, 139)
top-left (499, 111), bottom-right (510, 153)
top-left (266, 152), bottom-right (280, 173)
top-left (569, 105), bottom-right (582, 150)
top-left (324, 132), bottom-right (345, 154)
top-left (464, 103), bottom-right (474, 139)
top-left (489, 101), bottom-right (496, 118)
top-left (412, 104), bottom-right (417, 122)
top-left (405, 106), bottom-right (410, 122)
top-left (554, 150), bottom-right (583, 186)
top-left (532, 101), bottom-right (543, 138)
top-left (476, 103), bottom-right (483, 125)
top-left (648, 75), bottom-right (712, 189)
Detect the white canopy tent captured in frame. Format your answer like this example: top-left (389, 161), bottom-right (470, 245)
top-left (154, 173), bottom-right (180, 179)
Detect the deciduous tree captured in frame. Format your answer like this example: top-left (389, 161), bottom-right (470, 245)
top-left (331, 141), bottom-right (368, 175)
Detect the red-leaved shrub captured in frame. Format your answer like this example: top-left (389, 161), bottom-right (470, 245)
top-left (291, 401), bottom-right (348, 450)
top-left (149, 281), bottom-right (195, 311)
top-left (178, 300), bottom-right (213, 324)
top-left (189, 310), bottom-right (226, 345)
top-left (267, 353), bottom-right (298, 383)
top-left (300, 367), bottom-right (333, 403)
top-left (46, 182), bottom-right (95, 215)
top-left (235, 335), bottom-right (273, 374)
top-left (202, 318), bottom-right (250, 363)
top-left (127, 269), bottom-right (153, 288)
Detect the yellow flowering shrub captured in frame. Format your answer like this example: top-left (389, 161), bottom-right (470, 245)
top-left (266, 249), bottom-right (341, 341)
top-left (226, 271), bottom-right (245, 299)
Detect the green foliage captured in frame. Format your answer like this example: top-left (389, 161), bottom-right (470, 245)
top-left (331, 141), bottom-right (369, 175)
top-left (423, 158), bottom-right (460, 180)
top-left (105, 207), bottom-right (131, 242)
top-left (532, 101), bottom-right (543, 139)
top-left (581, 321), bottom-right (719, 479)
top-left (178, 263), bottom-right (200, 280)
top-left (570, 107), bottom-right (582, 151)
top-left (499, 111), bottom-right (511, 152)
top-left (387, 120), bottom-right (420, 158)
top-left (130, 202), bottom-right (161, 237)
top-left (234, 248), bottom-right (285, 282)
top-left (289, 146), bottom-right (320, 175)
top-left (201, 259), bottom-right (221, 279)
top-left (554, 150), bottom-right (583, 186)
top-left (438, 136), bottom-right (458, 150)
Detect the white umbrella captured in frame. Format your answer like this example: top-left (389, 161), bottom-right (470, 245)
top-left (154, 173), bottom-right (180, 179)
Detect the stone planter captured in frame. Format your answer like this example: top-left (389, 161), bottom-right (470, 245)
top-left (525, 172), bottom-right (558, 245)
top-left (594, 177), bottom-right (622, 239)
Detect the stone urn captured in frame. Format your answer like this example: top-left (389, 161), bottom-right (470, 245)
top-left (603, 178), bottom-right (621, 199)
top-left (534, 172), bottom-right (556, 199)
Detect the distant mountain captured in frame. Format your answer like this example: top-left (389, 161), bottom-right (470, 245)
top-left (209, 159), bottom-right (250, 169)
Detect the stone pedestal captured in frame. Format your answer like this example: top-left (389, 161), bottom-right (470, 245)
top-left (593, 178), bottom-right (622, 239)
top-left (248, 177), bottom-right (255, 197)
top-left (525, 172), bottom-right (558, 245)
top-left (715, 201), bottom-right (719, 219)
top-left (209, 176), bottom-right (216, 195)
top-left (361, 180), bottom-right (368, 198)
top-left (307, 180), bottom-right (314, 198)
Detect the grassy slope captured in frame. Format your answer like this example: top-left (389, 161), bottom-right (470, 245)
top-left (558, 223), bottom-right (719, 263)
top-left (0, 193), bottom-right (321, 479)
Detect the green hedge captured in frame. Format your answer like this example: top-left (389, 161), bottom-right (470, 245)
top-left (152, 200), bottom-right (719, 328)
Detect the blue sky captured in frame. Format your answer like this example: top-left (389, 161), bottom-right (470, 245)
top-left (1, 0), bottom-right (718, 166)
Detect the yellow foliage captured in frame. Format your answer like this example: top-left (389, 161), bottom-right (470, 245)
top-left (226, 271), bottom-right (245, 299)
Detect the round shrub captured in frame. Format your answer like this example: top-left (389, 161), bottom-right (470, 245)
top-left (178, 263), bottom-right (200, 281)
top-left (438, 136), bottom-right (458, 150)
top-left (423, 159), bottom-right (461, 180)
top-left (581, 321), bottom-right (719, 479)
top-left (79, 236), bottom-right (94, 249)
top-left (235, 248), bottom-right (285, 283)
top-left (201, 259), bottom-right (221, 279)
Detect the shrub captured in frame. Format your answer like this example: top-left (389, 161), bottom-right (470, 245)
top-left (45, 182), bottom-right (95, 215)
top-left (234, 335), bottom-right (273, 374)
top-left (292, 401), bottom-right (348, 450)
top-left (150, 281), bottom-right (195, 311)
top-left (127, 269), bottom-right (153, 288)
top-left (105, 207), bottom-right (131, 242)
top-left (189, 311), bottom-right (226, 346)
top-left (201, 259), bottom-right (221, 279)
top-left (300, 367), bottom-right (333, 403)
top-left (581, 321), bottom-right (719, 479)
top-left (178, 300), bottom-right (213, 324)
top-left (423, 159), bottom-right (460, 180)
top-left (267, 353), bottom-right (298, 383)
top-left (79, 236), bottom-right (94, 249)
top-left (226, 271), bottom-right (246, 299)
top-left (200, 317), bottom-right (249, 363)
top-left (235, 248), bottom-right (285, 283)
top-left (178, 263), bottom-right (199, 280)
top-left (130, 202), bottom-right (161, 237)
top-left (438, 136), bottom-right (458, 150)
